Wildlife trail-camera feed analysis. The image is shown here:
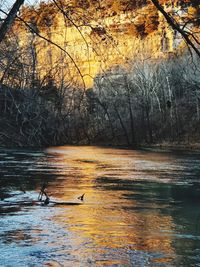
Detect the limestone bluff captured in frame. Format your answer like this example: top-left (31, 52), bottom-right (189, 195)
top-left (11, 0), bottom-right (200, 88)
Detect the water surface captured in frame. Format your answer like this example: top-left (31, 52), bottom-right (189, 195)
top-left (0, 146), bottom-right (200, 266)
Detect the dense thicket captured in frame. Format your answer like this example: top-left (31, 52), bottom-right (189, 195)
top-left (0, 52), bottom-right (199, 147)
top-left (89, 56), bottom-right (200, 146)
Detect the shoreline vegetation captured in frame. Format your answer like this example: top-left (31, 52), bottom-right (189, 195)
top-left (0, 55), bottom-right (199, 149)
top-left (142, 142), bottom-right (200, 152)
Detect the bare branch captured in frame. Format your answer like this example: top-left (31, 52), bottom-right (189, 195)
top-left (150, 0), bottom-right (200, 58)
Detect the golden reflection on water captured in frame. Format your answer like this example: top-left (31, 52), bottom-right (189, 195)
top-left (45, 146), bottom-right (176, 265)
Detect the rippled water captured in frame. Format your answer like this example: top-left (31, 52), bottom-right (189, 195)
top-left (1, 146), bottom-right (200, 267)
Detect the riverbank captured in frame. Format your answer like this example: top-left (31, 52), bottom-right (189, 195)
top-left (90, 140), bottom-right (200, 152)
top-left (1, 140), bottom-right (200, 152)
top-left (142, 141), bottom-right (200, 152)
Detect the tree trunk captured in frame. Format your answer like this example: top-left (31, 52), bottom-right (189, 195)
top-left (146, 107), bottom-right (153, 143)
top-left (114, 105), bottom-right (130, 146)
top-left (0, 0), bottom-right (24, 43)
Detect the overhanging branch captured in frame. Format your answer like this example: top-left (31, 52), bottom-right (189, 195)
top-left (150, 0), bottom-right (200, 58)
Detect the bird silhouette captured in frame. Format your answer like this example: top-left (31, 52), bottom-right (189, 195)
top-left (78, 193), bottom-right (85, 201)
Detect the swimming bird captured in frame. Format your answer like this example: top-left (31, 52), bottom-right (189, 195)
top-left (78, 193), bottom-right (85, 201)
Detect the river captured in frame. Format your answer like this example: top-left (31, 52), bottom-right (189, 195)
top-left (0, 146), bottom-right (200, 267)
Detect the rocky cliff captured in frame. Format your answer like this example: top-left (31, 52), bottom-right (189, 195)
top-left (14, 0), bottom-right (199, 87)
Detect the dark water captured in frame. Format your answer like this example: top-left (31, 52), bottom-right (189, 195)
top-left (1, 146), bottom-right (200, 267)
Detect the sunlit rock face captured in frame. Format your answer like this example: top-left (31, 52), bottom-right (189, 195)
top-left (14, 0), bottom-right (198, 88)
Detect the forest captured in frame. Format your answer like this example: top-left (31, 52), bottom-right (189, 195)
top-left (0, 0), bottom-right (199, 147)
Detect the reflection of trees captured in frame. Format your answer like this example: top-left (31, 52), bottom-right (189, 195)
top-left (94, 177), bottom-right (200, 265)
top-left (0, 149), bottom-right (59, 199)
top-left (53, 176), bottom-right (175, 261)
top-left (45, 147), bottom-right (176, 262)
top-left (0, 229), bottom-right (34, 245)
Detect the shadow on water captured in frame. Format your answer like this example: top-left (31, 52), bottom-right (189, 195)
top-left (1, 146), bottom-right (200, 266)
top-left (0, 148), bottom-right (61, 199)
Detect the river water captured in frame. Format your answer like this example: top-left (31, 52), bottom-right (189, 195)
top-left (0, 146), bottom-right (200, 267)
